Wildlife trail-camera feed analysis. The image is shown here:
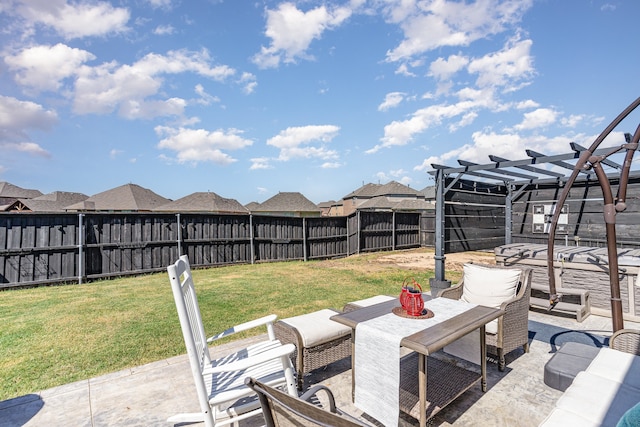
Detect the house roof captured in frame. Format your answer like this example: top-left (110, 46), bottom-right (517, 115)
top-left (252, 192), bottom-right (320, 213)
top-left (244, 201), bottom-right (261, 211)
top-left (343, 183), bottom-right (381, 199)
top-left (64, 184), bottom-right (170, 211)
top-left (0, 181), bottom-right (43, 198)
top-left (4, 191), bottom-right (89, 212)
top-left (374, 181), bottom-right (420, 197)
top-left (358, 196), bottom-right (434, 211)
top-left (343, 181), bottom-right (420, 199)
top-left (154, 192), bottom-right (248, 213)
top-left (421, 185), bottom-right (436, 199)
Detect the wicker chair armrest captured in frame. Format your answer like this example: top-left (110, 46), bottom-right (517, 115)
top-left (437, 282), bottom-right (463, 299)
top-left (610, 329), bottom-right (640, 355)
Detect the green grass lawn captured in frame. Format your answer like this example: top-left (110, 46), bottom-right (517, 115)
top-left (0, 248), bottom-right (460, 401)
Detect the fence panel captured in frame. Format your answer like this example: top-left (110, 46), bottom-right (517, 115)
top-left (394, 212), bottom-right (421, 249)
top-left (182, 214), bottom-right (251, 267)
top-left (0, 214), bottom-right (79, 287)
top-left (253, 216), bottom-right (304, 262)
top-left (0, 211), bottom-right (426, 288)
top-left (305, 216), bottom-right (348, 259)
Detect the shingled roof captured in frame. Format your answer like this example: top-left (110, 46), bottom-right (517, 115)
top-left (343, 183), bottom-right (381, 199)
top-left (64, 183), bottom-right (170, 211)
top-left (3, 191), bottom-right (89, 212)
top-left (252, 192), bottom-right (320, 215)
top-left (0, 182), bottom-right (42, 199)
top-left (343, 181), bottom-right (419, 199)
top-left (154, 192), bottom-right (249, 213)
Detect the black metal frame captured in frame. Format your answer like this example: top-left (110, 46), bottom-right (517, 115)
top-left (429, 96), bottom-right (640, 331)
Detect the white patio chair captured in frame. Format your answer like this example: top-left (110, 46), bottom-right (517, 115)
top-left (167, 255), bottom-right (297, 427)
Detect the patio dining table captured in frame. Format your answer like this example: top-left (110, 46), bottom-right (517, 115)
top-left (331, 295), bottom-right (504, 427)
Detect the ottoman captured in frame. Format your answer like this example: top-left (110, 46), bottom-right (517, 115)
top-left (273, 309), bottom-right (352, 390)
top-left (342, 294), bottom-right (396, 312)
top-left (544, 341), bottom-right (600, 391)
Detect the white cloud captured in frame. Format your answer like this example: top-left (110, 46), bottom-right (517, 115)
top-left (238, 72), bottom-right (257, 94)
top-left (15, 0), bottom-right (130, 39)
top-left (395, 63), bottom-right (416, 77)
top-left (155, 126), bottom-right (253, 164)
top-left (429, 54), bottom-right (469, 81)
top-left (468, 37), bottom-right (535, 90)
top-left (1, 141), bottom-right (50, 157)
top-left (561, 114), bottom-right (584, 128)
top-left (73, 49), bottom-right (235, 118)
top-left (147, 0), bottom-right (173, 9)
top-left (250, 157), bottom-right (272, 170)
top-left (514, 108), bottom-right (558, 130)
top-left (413, 129), bottom-right (587, 173)
top-left (252, 2), bottom-right (352, 68)
top-left (267, 125), bottom-right (340, 161)
top-left (321, 162), bottom-right (341, 168)
top-left (378, 92), bottom-right (406, 111)
top-left (384, 0), bottom-right (533, 62)
top-left (0, 95), bottom-right (56, 157)
top-left (153, 24), bottom-right (175, 35)
top-left (194, 84), bottom-right (220, 106)
top-left (5, 43), bottom-right (95, 92)
top-left (369, 100), bottom-right (479, 153)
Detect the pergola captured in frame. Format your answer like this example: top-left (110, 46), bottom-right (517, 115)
top-left (427, 96), bottom-right (640, 332)
top-left (428, 141), bottom-right (633, 282)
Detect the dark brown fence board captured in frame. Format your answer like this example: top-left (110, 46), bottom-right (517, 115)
top-left (0, 211), bottom-right (427, 288)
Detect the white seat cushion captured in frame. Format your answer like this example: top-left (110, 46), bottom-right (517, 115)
top-left (459, 263), bottom-right (521, 334)
top-left (281, 309), bottom-right (351, 347)
top-left (349, 295), bottom-right (396, 307)
top-left (554, 371), bottom-right (640, 425)
top-left (539, 407), bottom-right (601, 427)
top-left (585, 347), bottom-right (640, 390)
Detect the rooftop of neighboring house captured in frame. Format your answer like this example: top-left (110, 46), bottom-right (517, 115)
top-left (342, 180), bottom-right (421, 199)
top-left (64, 183), bottom-right (171, 211)
top-left (3, 191), bottom-right (89, 212)
top-left (154, 192), bottom-right (249, 214)
top-left (0, 181), bottom-right (43, 199)
top-left (251, 191), bottom-right (320, 214)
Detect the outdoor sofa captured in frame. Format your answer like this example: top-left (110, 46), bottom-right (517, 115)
top-left (539, 328), bottom-right (640, 426)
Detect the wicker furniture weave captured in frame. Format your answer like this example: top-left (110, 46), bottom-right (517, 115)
top-left (438, 263), bottom-right (533, 371)
top-left (610, 329), bottom-right (640, 355)
top-left (245, 377), bottom-right (373, 427)
top-left (273, 309), bottom-right (352, 391)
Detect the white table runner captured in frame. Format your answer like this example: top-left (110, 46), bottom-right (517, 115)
top-left (354, 297), bottom-right (476, 427)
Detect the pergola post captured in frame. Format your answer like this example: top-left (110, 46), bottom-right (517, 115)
top-left (430, 168), bottom-right (451, 294)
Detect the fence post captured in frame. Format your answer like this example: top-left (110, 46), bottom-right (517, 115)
top-left (357, 211), bottom-right (361, 254)
top-left (78, 213), bottom-right (84, 284)
top-left (176, 213), bottom-right (182, 256)
top-left (250, 214), bottom-right (255, 264)
top-left (302, 217), bottom-right (307, 261)
top-left (392, 211), bottom-right (396, 250)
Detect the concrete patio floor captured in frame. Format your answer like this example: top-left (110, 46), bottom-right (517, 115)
top-left (2, 305), bottom-right (636, 427)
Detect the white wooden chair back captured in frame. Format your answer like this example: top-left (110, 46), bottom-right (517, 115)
top-left (167, 255), bottom-right (215, 427)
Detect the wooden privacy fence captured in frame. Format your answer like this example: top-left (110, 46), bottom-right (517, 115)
top-left (0, 211), bottom-right (430, 288)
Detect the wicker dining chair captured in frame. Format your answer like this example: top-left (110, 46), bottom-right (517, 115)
top-left (245, 377), bottom-right (373, 427)
top-left (438, 263), bottom-right (533, 371)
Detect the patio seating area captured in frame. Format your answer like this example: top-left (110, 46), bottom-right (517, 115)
top-left (2, 295), bottom-right (636, 427)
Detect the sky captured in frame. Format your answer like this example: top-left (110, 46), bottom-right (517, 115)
top-left (1, 0), bottom-right (640, 205)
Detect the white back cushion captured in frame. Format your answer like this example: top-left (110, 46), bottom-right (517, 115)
top-left (460, 264), bottom-right (521, 333)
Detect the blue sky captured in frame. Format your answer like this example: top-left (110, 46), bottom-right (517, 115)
top-left (1, 0), bottom-right (639, 205)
